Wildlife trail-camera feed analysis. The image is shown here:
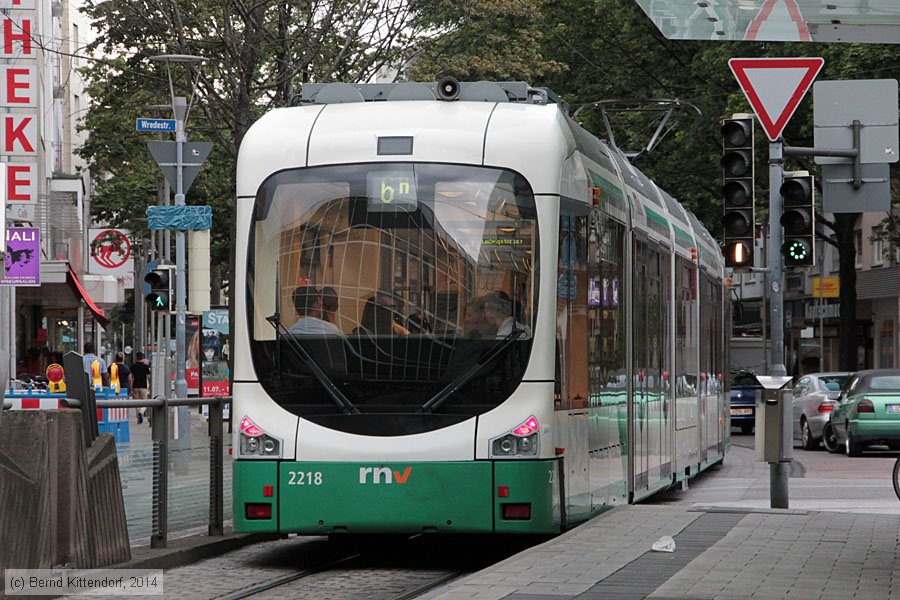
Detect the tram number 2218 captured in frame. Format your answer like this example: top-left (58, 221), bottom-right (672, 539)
top-left (287, 471), bottom-right (324, 486)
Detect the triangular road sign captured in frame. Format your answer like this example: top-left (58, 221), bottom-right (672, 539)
top-left (729, 57), bottom-right (824, 142)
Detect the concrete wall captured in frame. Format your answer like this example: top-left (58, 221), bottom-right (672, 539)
top-left (0, 410), bottom-right (130, 572)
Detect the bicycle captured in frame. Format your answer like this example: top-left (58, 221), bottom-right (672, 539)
top-left (893, 456), bottom-right (900, 501)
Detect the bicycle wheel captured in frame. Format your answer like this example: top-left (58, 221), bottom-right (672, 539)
top-left (893, 457), bottom-right (900, 502)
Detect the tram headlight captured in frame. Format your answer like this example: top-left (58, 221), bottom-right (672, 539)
top-left (489, 416), bottom-right (540, 458)
top-left (238, 415), bottom-right (283, 459)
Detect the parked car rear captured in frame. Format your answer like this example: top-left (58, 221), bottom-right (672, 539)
top-left (791, 372), bottom-right (852, 450)
top-left (823, 369), bottom-right (900, 456)
top-left (730, 370), bottom-right (762, 434)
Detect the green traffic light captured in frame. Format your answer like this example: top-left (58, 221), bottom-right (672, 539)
top-left (155, 297), bottom-right (165, 309)
top-left (783, 240), bottom-right (810, 263)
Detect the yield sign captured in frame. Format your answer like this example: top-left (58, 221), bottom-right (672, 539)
top-left (728, 57), bottom-right (824, 142)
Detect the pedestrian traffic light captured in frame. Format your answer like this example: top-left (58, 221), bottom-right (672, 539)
top-left (721, 115), bottom-right (755, 269)
top-left (780, 172), bottom-right (815, 268)
top-left (144, 265), bottom-right (174, 311)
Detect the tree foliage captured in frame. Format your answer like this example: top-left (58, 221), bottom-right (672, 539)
top-left (78, 0), bottom-right (431, 291)
top-left (79, 0), bottom-right (900, 371)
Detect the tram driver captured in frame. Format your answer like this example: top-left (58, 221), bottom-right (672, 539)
top-left (464, 291), bottom-right (531, 339)
top-left (289, 282), bottom-right (342, 336)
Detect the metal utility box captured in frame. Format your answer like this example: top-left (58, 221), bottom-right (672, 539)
top-left (754, 375), bottom-right (794, 463)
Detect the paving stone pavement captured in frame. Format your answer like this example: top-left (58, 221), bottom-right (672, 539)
top-left (421, 504), bottom-right (900, 600)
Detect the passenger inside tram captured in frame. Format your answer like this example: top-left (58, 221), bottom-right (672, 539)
top-left (289, 282), bottom-right (343, 336)
top-left (355, 292), bottom-right (409, 337)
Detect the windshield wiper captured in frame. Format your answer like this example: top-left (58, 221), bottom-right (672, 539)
top-left (266, 313), bottom-right (360, 415)
top-left (418, 328), bottom-right (526, 415)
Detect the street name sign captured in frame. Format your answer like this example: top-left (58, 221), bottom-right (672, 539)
top-left (729, 57), bottom-right (824, 141)
top-left (136, 118), bottom-right (177, 133)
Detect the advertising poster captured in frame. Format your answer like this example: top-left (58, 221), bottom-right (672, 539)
top-left (201, 308), bottom-right (230, 398)
top-left (186, 315), bottom-right (200, 395)
top-left (2, 227), bottom-right (40, 286)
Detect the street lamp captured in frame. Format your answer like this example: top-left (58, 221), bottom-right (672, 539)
top-left (150, 53), bottom-right (204, 402)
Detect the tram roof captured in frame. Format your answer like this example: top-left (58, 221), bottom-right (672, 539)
top-left (635, 0), bottom-right (900, 44)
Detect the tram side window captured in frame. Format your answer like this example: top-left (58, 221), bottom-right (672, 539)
top-left (598, 218), bottom-right (627, 400)
top-left (700, 275), bottom-right (714, 395)
top-left (556, 204), bottom-right (588, 410)
top-left (675, 258), bottom-right (699, 424)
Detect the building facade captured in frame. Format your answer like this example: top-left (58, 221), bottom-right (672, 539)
top-left (2, 0), bottom-right (121, 380)
top-left (731, 210), bottom-right (899, 376)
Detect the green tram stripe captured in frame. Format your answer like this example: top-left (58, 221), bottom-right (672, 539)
top-left (588, 170), bottom-right (626, 211)
top-left (673, 225), bottom-right (694, 248)
top-left (644, 205), bottom-right (670, 237)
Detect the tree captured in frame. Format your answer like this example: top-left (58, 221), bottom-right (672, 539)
top-left (78, 0), bottom-right (432, 298)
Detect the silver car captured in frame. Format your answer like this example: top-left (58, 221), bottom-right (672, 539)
top-left (792, 372), bottom-right (852, 450)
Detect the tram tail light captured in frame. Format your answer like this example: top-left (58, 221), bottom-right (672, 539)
top-left (239, 415), bottom-right (283, 459)
top-left (501, 503), bottom-right (532, 520)
top-left (245, 503), bottom-right (272, 520)
top-left (490, 416), bottom-right (539, 458)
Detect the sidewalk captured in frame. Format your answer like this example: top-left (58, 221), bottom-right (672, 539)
top-left (421, 441), bottom-right (900, 600)
top-left (422, 504), bottom-right (900, 600)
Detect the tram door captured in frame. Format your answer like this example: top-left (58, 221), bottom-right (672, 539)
top-left (632, 238), bottom-right (669, 496)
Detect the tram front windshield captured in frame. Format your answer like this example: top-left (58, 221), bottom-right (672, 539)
top-left (248, 163), bottom-right (537, 434)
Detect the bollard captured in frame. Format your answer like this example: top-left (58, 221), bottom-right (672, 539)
top-left (208, 398), bottom-right (224, 536)
top-left (151, 397), bottom-right (169, 548)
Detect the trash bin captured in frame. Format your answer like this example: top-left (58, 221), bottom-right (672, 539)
top-left (754, 375), bottom-right (794, 463)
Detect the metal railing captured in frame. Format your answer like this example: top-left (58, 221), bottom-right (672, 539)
top-left (64, 394), bottom-right (231, 549)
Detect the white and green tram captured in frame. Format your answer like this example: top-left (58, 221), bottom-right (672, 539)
top-left (232, 80), bottom-right (729, 535)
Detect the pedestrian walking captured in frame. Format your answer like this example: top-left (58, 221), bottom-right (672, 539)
top-left (131, 352), bottom-right (152, 424)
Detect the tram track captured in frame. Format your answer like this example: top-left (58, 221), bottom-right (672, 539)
top-left (217, 553), bottom-right (362, 600)
top-left (213, 538), bottom-right (471, 600)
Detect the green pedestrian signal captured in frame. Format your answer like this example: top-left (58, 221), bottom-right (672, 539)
top-left (144, 265), bottom-right (174, 312)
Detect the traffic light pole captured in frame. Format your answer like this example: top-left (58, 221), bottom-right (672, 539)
top-left (767, 140), bottom-right (787, 379)
top-left (767, 140), bottom-right (790, 510)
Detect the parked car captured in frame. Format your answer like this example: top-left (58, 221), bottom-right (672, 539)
top-left (823, 369), bottom-right (900, 456)
top-left (791, 372), bottom-right (852, 450)
top-left (730, 370), bottom-right (763, 434)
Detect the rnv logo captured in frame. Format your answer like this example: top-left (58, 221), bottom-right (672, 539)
top-left (358, 466), bottom-right (412, 484)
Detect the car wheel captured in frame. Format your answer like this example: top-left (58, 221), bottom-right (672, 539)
top-left (846, 432), bottom-right (864, 457)
top-left (801, 419), bottom-right (818, 451)
top-left (823, 424), bottom-right (842, 454)
top-left (740, 424), bottom-right (753, 435)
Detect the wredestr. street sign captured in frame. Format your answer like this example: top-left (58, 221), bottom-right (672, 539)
top-left (137, 118), bottom-right (176, 132)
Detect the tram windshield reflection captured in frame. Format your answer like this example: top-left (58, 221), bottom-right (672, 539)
top-left (249, 163), bottom-right (538, 424)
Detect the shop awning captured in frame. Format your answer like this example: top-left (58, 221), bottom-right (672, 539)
top-left (66, 266), bottom-right (109, 327)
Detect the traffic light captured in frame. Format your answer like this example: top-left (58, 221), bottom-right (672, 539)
top-left (144, 265), bottom-right (174, 311)
top-left (721, 115), bottom-right (755, 269)
top-left (780, 172), bottom-right (815, 267)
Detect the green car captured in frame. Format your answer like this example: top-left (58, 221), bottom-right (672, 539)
top-left (823, 369), bottom-right (900, 456)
